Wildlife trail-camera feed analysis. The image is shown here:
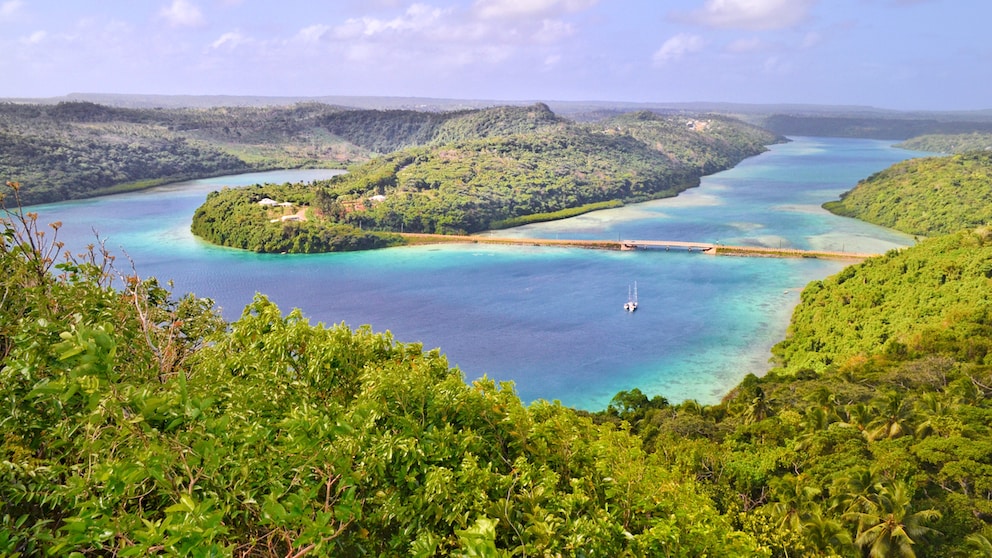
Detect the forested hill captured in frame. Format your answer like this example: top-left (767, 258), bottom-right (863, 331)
top-left (191, 107), bottom-right (779, 253)
top-left (316, 103), bottom-right (568, 153)
top-left (2, 100), bottom-right (777, 208)
top-left (824, 150), bottom-right (992, 236)
top-left (0, 101), bottom-right (570, 205)
top-left (11, 185), bottom-right (992, 554)
top-left (760, 114), bottom-right (992, 140)
top-left (897, 133), bottom-right (992, 153)
top-left (1, 101), bottom-right (355, 205)
top-left (599, 228), bottom-right (992, 557)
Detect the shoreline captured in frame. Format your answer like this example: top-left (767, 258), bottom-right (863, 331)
top-left (399, 232), bottom-right (880, 261)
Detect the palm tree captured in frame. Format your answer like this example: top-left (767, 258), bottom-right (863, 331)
top-left (803, 406), bottom-right (832, 432)
top-left (679, 398), bottom-right (705, 416)
top-left (966, 533), bottom-right (992, 557)
top-left (768, 474), bottom-right (821, 532)
top-left (743, 386), bottom-right (772, 425)
top-left (865, 391), bottom-right (915, 442)
top-left (839, 402), bottom-right (872, 435)
top-left (843, 480), bottom-right (941, 558)
top-left (913, 392), bottom-right (951, 439)
top-left (805, 385), bottom-right (841, 415)
top-left (803, 504), bottom-right (854, 557)
top-left (768, 475), bottom-right (857, 557)
top-left (831, 467), bottom-right (883, 517)
top-left (947, 375), bottom-right (981, 406)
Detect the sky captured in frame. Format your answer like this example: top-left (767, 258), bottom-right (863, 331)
top-left (1, 0), bottom-right (989, 111)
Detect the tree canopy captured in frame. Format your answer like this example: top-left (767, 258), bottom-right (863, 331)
top-left (824, 151), bottom-right (992, 236)
top-left (897, 132), bottom-right (992, 154)
top-left (192, 106), bottom-right (780, 252)
top-left (1, 182), bottom-right (763, 556)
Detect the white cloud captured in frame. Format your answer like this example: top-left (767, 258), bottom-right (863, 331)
top-left (0, 0), bottom-right (23, 20)
top-left (534, 19), bottom-right (575, 43)
top-left (210, 31), bottom-right (248, 50)
top-left (159, 0), bottom-right (206, 28)
top-left (653, 33), bottom-right (706, 64)
top-left (275, 2), bottom-right (591, 76)
top-left (474, 0), bottom-right (598, 20)
top-left (295, 24), bottom-right (332, 44)
top-left (686, 0), bottom-right (816, 31)
top-left (20, 30), bottom-right (46, 45)
top-left (334, 3), bottom-right (446, 39)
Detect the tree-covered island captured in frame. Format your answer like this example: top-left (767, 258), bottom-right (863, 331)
top-left (189, 104), bottom-right (780, 253)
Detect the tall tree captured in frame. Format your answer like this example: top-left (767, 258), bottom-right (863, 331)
top-left (844, 480), bottom-right (941, 558)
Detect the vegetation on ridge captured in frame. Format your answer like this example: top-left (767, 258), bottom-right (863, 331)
top-left (760, 114), bottom-right (992, 140)
top-left (1, 182), bottom-right (763, 556)
top-left (12, 106), bottom-right (992, 555)
top-left (191, 106), bottom-right (780, 252)
top-left (824, 150), bottom-right (992, 236)
top-left (592, 228), bottom-right (992, 558)
top-left (13, 153), bottom-right (992, 555)
top-left (0, 101), bottom-right (516, 206)
top-left (897, 132), bottom-right (992, 154)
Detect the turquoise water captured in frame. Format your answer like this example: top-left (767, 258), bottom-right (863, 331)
top-left (29, 138), bottom-right (920, 410)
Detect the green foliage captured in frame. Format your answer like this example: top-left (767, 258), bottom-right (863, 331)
top-left (319, 127), bottom-right (697, 235)
top-left (898, 132), bottom-right (992, 154)
top-left (590, 226), bottom-right (992, 556)
top-left (772, 230), bottom-right (992, 372)
top-left (317, 102), bottom-right (566, 154)
top-left (2, 101), bottom-right (476, 205)
top-left (16, 107), bottom-right (992, 554)
top-left (490, 200), bottom-right (624, 229)
top-left (322, 109), bottom-right (777, 236)
top-left (825, 151), bottom-right (992, 236)
top-left (761, 114), bottom-right (992, 140)
top-left (193, 105), bottom-right (779, 251)
top-left (190, 183), bottom-right (403, 253)
top-left (0, 124), bottom-right (252, 205)
top-left (3, 182), bottom-right (762, 555)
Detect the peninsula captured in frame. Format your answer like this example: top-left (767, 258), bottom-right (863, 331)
top-left (189, 104), bottom-right (780, 253)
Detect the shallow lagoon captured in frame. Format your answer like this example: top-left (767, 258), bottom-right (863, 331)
top-left (32, 137), bottom-right (920, 410)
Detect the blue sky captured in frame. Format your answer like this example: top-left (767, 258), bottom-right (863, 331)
top-left (1, 0), bottom-right (989, 110)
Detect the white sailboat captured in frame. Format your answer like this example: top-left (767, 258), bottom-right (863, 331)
top-left (624, 282), bottom-right (638, 312)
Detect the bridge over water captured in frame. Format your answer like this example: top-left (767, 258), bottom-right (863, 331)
top-left (401, 234), bottom-right (878, 261)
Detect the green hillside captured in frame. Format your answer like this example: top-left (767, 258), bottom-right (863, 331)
top-left (0, 102), bottom-right (368, 205)
top-left (11, 181), bottom-right (992, 555)
top-left (192, 106), bottom-right (779, 252)
top-left (0, 100), bottom-right (777, 210)
top-left (772, 230), bottom-right (992, 373)
top-left (3, 101), bottom-right (559, 206)
top-left (824, 151), bottom-right (992, 236)
top-left (1, 186), bottom-right (762, 556)
top-left (14, 105), bottom-right (992, 555)
top-left (898, 133), bottom-right (992, 153)
top-left (761, 114), bottom-right (992, 139)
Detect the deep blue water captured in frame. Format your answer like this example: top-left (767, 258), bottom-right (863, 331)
top-left (29, 138), bottom-right (921, 410)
